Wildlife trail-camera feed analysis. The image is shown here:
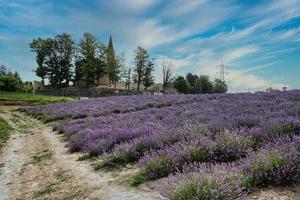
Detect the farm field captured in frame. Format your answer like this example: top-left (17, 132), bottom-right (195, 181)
top-left (21, 91), bottom-right (300, 199)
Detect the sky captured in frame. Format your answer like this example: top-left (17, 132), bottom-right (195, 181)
top-left (0, 0), bottom-right (299, 92)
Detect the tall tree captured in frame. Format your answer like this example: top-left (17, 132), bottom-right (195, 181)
top-left (0, 64), bottom-right (7, 76)
top-left (106, 36), bottom-right (118, 86)
top-left (75, 32), bottom-right (98, 85)
top-left (55, 33), bottom-right (74, 87)
top-left (143, 59), bottom-right (155, 91)
top-left (162, 59), bottom-right (174, 92)
top-left (30, 33), bottom-right (74, 88)
top-left (133, 46), bottom-right (149, 91)
top-left (214, 79), bottom-right (228, 93)
top-left (186, 73), bottom-right (199, 93)
top-left (29, 38), bottom-right (48, 86)
top-left (173, 76), bottom-right (191, 94)
top-left (194, 75), bottom-right (214, 94)
top-left (95, 43), bottom-right (107, 85)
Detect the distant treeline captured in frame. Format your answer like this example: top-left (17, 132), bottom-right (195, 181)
top-left (28, 32), bottom-right (228, 94)
top-left (0, 65), bottom-right (32, 93)
top-left (30, 32), bottom-right (156, 91)
top-left (173, 73), bottom-right (228, 94)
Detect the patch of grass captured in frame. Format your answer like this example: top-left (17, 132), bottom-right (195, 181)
top-left (30, 149), bottom-right (53, 164)
top-left (34, 182), bottom-right (57, 197)
top-left (0, 117), bottom-right (12, 151)
top-left (77, 153), bottom-right (93, 161)
top-left (129, 173), bottom-right (145, 187)
top-left (0, 91), bottom-right (74, 104)
top-left (0, 162), bottom-right (4, 175)
top-left (34, 169), bottom-right (70, 197)
top-left (54, 170), bottom-right (70, 183)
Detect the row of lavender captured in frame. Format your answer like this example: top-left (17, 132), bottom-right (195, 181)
top-left (25, 91), bottom-right (300, 199)
top-left (23, 94), bottom-right (207, 121)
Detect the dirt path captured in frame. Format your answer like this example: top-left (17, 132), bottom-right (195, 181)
top-left (0, 108), bottom-right (162, 200)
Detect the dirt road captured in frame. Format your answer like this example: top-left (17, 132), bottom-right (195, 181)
top-left (0, 108), bottom-right (161, 200)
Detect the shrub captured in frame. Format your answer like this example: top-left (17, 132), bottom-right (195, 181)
top-left (262, 117), bottom-right (300, 136)
top-left (212, 132), bottom-right (255, 162)
top-left (161, 164), bottom-right (244, 200)
top-left (241, 143), bottom-right (300, 189)
top-left (98, 130), bottom-right (183, 169)
top-left (133, 137), bottom-right (213, 184)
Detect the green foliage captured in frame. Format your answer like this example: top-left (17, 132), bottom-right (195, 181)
top-left (107, 36), bottom-right (121, 86)
top-left (134, 155), bottom-right (173, 185)
top-left (0, 65), bottom-right (32, 92)
top-left (30, 33), bottom-right (75, 88)
top-left (130, 173), bottom-right (145, 186)
top-left (0, 117), bottom-right (12, 151)
top-left (21, 81), bottom-right (33, 93)
top-left (173, 76), bottom-right (191, 94)
top-left (242, 150), bottom-right (291, 189)
top-left (186, 73), bottom-right (199, 93)
top-left (143, 60), bottom-right (155, 90)
top-left (134, 46), bottom-right (150, 91)
top-left (162, 60), bottom-right (174, 92)
top-left (194, 75), bottom-right (214, 94)
top-left (0, 74), bottom-right (22, 91)
top-left (214, 79), bottom-right (228, 93)
top-left (75, 32), bottom-right (99, 85)
top-left (170, 177), bottom-right (220, 200)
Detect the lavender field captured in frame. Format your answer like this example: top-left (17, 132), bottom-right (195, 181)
top-left (24, 91), bottom-right (300, 199)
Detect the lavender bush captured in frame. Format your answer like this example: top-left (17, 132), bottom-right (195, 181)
top-left (160, 164), bottom-right (245, 200)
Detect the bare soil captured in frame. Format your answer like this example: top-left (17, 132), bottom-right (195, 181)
top-left (0, 106), bottom-right (299, 200)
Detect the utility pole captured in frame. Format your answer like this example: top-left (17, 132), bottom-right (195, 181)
top-left (217, 58), bottom-right (228, 82)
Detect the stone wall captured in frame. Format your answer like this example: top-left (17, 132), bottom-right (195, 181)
top-left (36, 87), bottom-right (141, 98)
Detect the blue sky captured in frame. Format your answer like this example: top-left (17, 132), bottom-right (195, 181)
top-left (0, 0), bottom-right (299, 92)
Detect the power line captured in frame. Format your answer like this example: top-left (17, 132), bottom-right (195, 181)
top-left (216, 58), bottom-right (229, 81)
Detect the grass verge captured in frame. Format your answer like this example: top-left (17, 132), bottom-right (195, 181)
top-left (0, 91), bottom-right (74, 104)
top-left (0, 117), bottom-right (12, 151)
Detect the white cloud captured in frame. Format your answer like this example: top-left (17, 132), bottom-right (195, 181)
top-left (0, 0), bottom-right (299, 90)
top-left (115, 0), bottom-right (158, 10)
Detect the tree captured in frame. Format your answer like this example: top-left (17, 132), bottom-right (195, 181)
top-left (0, 66), bottom-right (25, 92)
top-left (173, 76), bottom-right (191, 94)
top-left (75, 32), bottom-right (98, 85)
top-left (162, 59), bottom-right (174, 92)
top-left (35, 65), bottom-right (47, 87)
top-left (143, 60), bottom-right (155, 91)
top-left (29, 38), bottom-right (48, 86)
top-left (107, 36), bottom-right (118, 87)
top-left (134, 46), bottom-right (149, 91)
top-left (112, 53), bottom-right (125, 88)
top-left (186, 73), bottom-right (199, 93)
top-left (0, 75), bottom-right (21, 91)
top-left (121, 66), bottom-right (131, 90)
top-left (214, 79), bottom-right (228, 93)
top-left (95, 43), bottom-right (107, 85)
top-left (194, 75), bottom-right (214, 94)
top-left (0, 64), bottom-right (6, 75)
top-left (30, 33), bottom-right (74, 88)
top-left (55, 33), bottom-right (74, 87)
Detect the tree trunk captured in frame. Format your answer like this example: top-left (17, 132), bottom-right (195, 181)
top-left (41, 77), bottom-right (45, 87)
